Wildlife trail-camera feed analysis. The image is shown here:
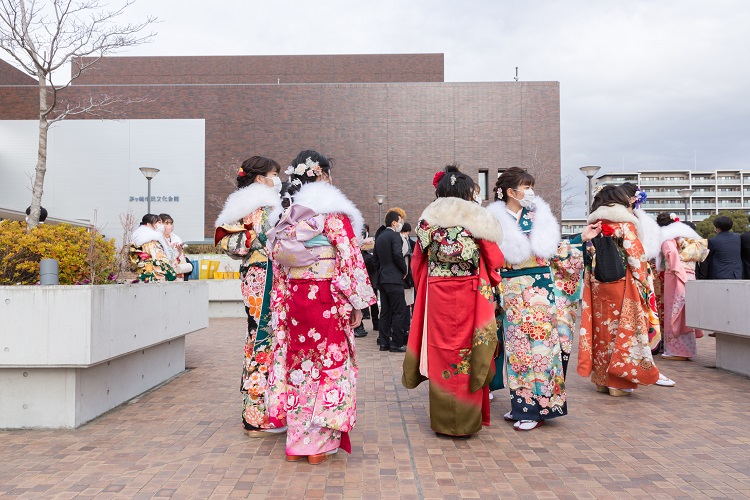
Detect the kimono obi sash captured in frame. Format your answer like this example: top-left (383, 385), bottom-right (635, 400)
top-left (268, 204), bottom-right (336, 279)
top-left (500, 265), bottom-right (550, 278)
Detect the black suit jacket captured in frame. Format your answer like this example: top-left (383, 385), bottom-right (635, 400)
top-left (373, 228), bottom-right (408, 286)
top-left (707, 231), bottom-right (743, 279)
top-left (741, 231), bottom-right (750, 279)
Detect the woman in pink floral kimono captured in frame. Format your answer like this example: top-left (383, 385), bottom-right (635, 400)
top-left (655, 213), bottom-right (708, 360)
top-left (214, 156), bottom-right (284, 435)
top-left (267, 150), bottom-right (376, 465)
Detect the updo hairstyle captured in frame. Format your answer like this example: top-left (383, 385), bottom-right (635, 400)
top-left (237, 156), bottom-right (281, 189)
top-left (494, 167), bottom-right (535, 202)
top-left (590, 185), bottom-right (630, 212)
top-left (656, 212), bottom-right (676, 227)
top-left (435, 164), bottom-right (475, 201)
top-left (285, 150), bottom-right (333, 201)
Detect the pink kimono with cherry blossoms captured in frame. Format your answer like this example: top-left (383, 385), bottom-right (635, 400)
top-left (267, 208), bottom-right (376, 456)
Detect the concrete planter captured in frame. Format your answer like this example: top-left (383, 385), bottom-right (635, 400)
top-left (0, 281), bottom-right (208, 428)
top-left (686, 280), bottom-right (750, 377)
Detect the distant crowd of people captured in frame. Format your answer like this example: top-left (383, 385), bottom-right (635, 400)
top-left (130, 213), bottom-right (193, 282)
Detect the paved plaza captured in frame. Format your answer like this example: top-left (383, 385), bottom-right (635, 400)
top-left (2, 318), bottom-right (750, 499)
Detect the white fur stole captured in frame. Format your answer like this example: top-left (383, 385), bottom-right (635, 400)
top-left (587, 204), bottom-right (644, 242)
top-left (291, 182), bottom-right (365, 238)
top-left (634, 209), bottom-right (661, 260)
top-left (485, 197), bottom-right (560, 264)
top-left (214, 183), bottom-right (282, 227)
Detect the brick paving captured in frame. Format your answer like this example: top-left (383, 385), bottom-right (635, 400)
top-left (2, 319), bottom-right (750, 499)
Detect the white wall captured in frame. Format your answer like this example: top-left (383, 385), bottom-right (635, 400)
top-left (0, 119), bottom-right (205, 243)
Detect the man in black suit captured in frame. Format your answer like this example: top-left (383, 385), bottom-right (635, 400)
top-left (373, 210), bottom-right (408, 352)
top-left (741, 216), bottom-right (750, 279)
top-left (706, 216), bottom-right (743, 279)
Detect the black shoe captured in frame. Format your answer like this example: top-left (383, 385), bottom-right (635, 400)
top-left (379, 346), bottom-right (390, 352)
top-left (389, 346), bottom-right (406, 353)
top-left (372, 323), bottom-right (379, 331)
top-left (354, 326), bottom-right (368, 338)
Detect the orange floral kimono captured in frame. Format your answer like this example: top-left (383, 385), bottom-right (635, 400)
top-left (578, 204), bottom-right (661, 390)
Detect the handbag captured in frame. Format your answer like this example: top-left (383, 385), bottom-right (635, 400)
top-left (591, 234), bottom-right (626, 283)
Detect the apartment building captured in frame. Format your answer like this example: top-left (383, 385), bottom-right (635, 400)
top-left (592, 170), bottom-right (750, 221)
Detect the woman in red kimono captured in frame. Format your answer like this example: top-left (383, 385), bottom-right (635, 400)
top-left (402, 165), bottom-right (504, 438)
top-left (267, 150), bottom-right (376, 464)
top-left (578, 186), bottom-right (661, 396)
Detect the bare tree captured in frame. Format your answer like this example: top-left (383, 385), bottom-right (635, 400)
top-left (525, 146), bottom-right (576, 218)
top-left (0, 0), bottom-right (156, 229)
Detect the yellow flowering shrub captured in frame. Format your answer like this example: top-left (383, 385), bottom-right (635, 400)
top-left (0, 221), bottom-right (117, 285)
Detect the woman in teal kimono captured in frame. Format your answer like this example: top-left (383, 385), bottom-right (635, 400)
top-left (487, 167), bottom-right (600, 431)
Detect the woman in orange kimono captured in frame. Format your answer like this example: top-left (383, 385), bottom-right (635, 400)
top-left (578, 185), bottom-right (661, 396)
top-left (402, 165), bottom-right (504, 438)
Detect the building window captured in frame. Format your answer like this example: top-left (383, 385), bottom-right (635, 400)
top-left (478, 170), bottom-right (489, 200)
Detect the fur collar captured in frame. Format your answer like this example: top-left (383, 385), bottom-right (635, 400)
top-left (485, 197), bottom-right (560, 264)
top-left (131, 225), bottom-right (171, 255)
top-left (587, 204), bottom-right (644, 242)
top-left (634, 209), bottom-right (661, 260)
top-left (419, 197), bottom-right (503, 244)
top-left (659, 221), bottom-right (700, 245)
top-left (214, 183), bottom-right (282, 227)
top-left (292, 182), bottom-right (365, 238)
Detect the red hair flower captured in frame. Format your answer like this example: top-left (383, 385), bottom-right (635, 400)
top-left (601, 224), bottom-right (615, 237)
top-left (237, 168), bottom-right (246, 177)
top-left (432, 171), bottom-right (446, 188)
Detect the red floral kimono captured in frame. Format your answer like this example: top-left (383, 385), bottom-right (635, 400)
top-left (578, 204), bottom-right (661, 390)
top-left (266, 183), bottom-right (376, 456)
top-left (402, 197), bottom-right (504, 436)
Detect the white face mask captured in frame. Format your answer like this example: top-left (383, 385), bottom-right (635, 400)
top-left (473, 192), bottom-right (482, 204)
top-left (155, 223), bottom-right (165, 233)
top-left (512, 188), bottom-right (536, 209)
top-left (394, 222), bottom-right (404, 232)
top-left (264, 175), bottom-right (282, 193)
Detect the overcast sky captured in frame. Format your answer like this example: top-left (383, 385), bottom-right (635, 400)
top-left (29, 1), bottom-right (750, 216)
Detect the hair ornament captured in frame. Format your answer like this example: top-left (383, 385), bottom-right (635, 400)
top-left (634, 189), bottom-right (647, 209)
top-left (237, 168), bottom-right (246, 177)
top-left (669, 212), bottom-right (680, 222)
top-left (432, 171), bottom-right (446, 188)
top-left (450, 174), bottom-right (456, 185)
top-left (593, 184), bottom-right (605, 196)
top-left (285, 157), bottom-right (322, 178)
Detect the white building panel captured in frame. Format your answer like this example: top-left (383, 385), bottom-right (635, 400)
top-left (0, 119), bottom-right (205, 243)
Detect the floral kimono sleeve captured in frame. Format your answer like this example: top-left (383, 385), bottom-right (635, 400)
top-left (216, 207), bottom-right (269, 260)
top-left (324, 214), bottom-right (377, 311)
top-left (550, 237), bottom-right (585, 355)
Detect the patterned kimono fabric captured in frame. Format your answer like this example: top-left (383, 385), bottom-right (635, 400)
top-left (652, 266), bottom-right (666, 351)
top-left (577, 205), bottom-right (661, 390)
top-left (497, 208), bottom-right (583, 422)
top-left (129, 226), bottom-right (177, 282)
top-left (402, 197), bottom-right (504, 436)
top-left (215, 190), bottom-right (280, 430)
top-left (659, 226), bottom-right (708, 358)
top-left (267, 183), bottom-right (376, 456)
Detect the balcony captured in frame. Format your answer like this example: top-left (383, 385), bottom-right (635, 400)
top-left (717, 190), bottom-right (742, 196)
top-left (717, 178), bottom-right (741, 185)
top-left (690, 178), bottom-right (716, 185)
top-left (638, 179), bottom-right (690, 186)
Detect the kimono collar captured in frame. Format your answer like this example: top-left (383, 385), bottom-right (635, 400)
top-left (588, 204), bottom-right (644, 243)
top-left (486, 197), bottom-right (560, 264)
top-left (214, 182), bottom-right (282, 227)
top-left (418, 197), bottom-right (503, 244)
top-left (291, 182), bottom-right (365, 239)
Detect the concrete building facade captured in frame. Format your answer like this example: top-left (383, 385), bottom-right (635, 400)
top-left (0, 54), bottom-right (562, 238)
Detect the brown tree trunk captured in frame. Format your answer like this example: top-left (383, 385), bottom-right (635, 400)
top-left (27, 72), bottom-right (49, 230)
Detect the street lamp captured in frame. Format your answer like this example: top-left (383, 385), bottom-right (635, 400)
top-left (579, 165), bottom-right (601, 216)
top-left (139, 167), bottom-right (160, 214)
top-left (677, 188), bottom-right (694, 221)
top-left (374, 194), bottom-right (386, 225)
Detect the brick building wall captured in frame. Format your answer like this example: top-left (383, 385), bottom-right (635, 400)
top-left (0, 60), bottom-right (35, 85)
top-left (0, 55), bottom-right (560, 238)
top-left (73, 54), bottom-right (445, 85)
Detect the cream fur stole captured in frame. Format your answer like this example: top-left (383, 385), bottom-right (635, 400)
top-left (655, 222), bottom-right (702, 271)
top-left (215, 183), bottom-right (283, 227)
top-left (634, 209), bottom-right (661, 260)
top-left (485, 197), bottom-right (560, 264)
top-left (131, 225), bottom-right (172, 258)
top-left (587, 204), bottom-right (645, 243)
top-left (291, 182), bottom-right (365, 239)
top-left (419, 197), bottom-right (503, 244)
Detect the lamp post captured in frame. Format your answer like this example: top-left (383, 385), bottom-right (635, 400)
top-left (677, 188), bottom-right (694, 221)
top-left (374, 194), bottom-right (386, 225)
top-left (139, 167), bottom-right (160, 214)
top-left (579, 165), bottom-right (601, 216)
